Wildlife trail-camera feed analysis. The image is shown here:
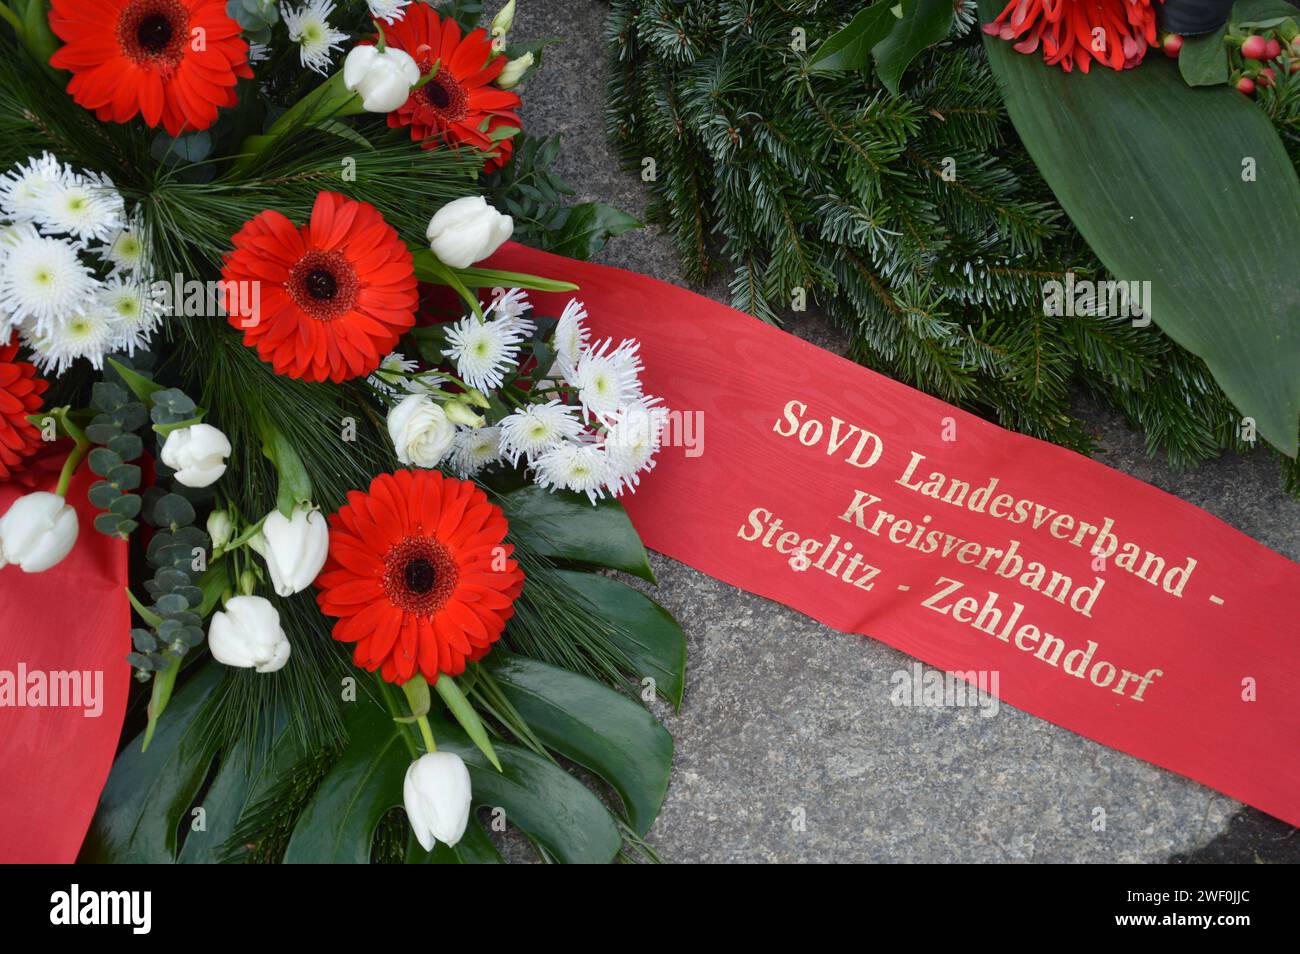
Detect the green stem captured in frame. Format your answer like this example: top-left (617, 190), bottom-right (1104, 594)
top-left (126, 587), bottom-right (165, 628)
top-left (229, 71), bottom-right (361, 177)
top-left (415, 715), bottom-right (437, 753)
top-left (375, 676), bottom-right (420, 759)
top-left (53, 410), bottom-right (90, 498)
top-left (0, 3), bottom-right (23, 36)
top-left (141, 653), bottom-right (182, 753)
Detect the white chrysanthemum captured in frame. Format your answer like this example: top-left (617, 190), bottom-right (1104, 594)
top-left (487, 286), bottom-right (532, 327)
top-left (368, 350), bottom-right (420, 394)
top-left (24, 307), bottom-right (119, 375)
top-left (0, 153), bottom-right (68, 222)
top-left (367, 0), bottom-right (411, 23)
top-left (450, 425), bottom-right (503, 477)
top-left (0, 225), bottom-right (99, 333)
top-left (551, 298), bottom-right (590, 380)
top-left (98, 278), bottom-right (164, 356)
top-left (603, 397), bottom-right (666, 495)
top-left (498, 400), bottom-right (583, 465)
top-left (531, 441), bottom-right (611, 504)
top-left (443, 315), bottom-right (528, 391)
top-left (573, 337), bottom-right (643, 421)
top-left (98, 225), bottom-right (147, 276)
top-left (38, 171), bottom-right (125, 243)
top-left (281, 0), bottom-right (347, 74)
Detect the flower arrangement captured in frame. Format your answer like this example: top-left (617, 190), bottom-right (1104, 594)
top-left (0, 0), bottom-right (682, 864)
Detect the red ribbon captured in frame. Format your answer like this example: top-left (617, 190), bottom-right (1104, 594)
top-left (0, 464), bottom-right (129, 862)
top-left (488, 242), bottom-right (1300, 827)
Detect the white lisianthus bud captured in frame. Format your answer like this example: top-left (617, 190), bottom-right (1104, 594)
top-left (343, 44), bottom-right (421, 113)
top-left (256, 505), bottom-right (329, 597)
top-left (425, 196), bottom-right (514, 269)
top-left (0, 492), bottom-right (79, 573)
top-left (491, 0), bottom-right (516, 38)
top-left (160, 423), bottom-right (231, 488)
top-left (403, 751), bottom-right (472, 850)
top-left (207, 596), bottom-right (291, 673)
top-left (443, 399), bottom-right (486, 428)
top-left (496, 51), bottom-right (533, 89)
top-left (387, 394), bottom-right (456, 467)
top-left (207, 509), bottom-right (234, 550)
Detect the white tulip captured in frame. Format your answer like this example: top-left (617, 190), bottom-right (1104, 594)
top-left (207, 596), bottom-right (291, 673)
top-left (0, 492), bottom-right (78, 573)
top-left (491, 0), bottom-right (516, 38)
top-left (387, 394), bottom-right (456, 467)
top-left (496, 51), bottom-right (533, 89)
top-left (343, 44), bottom-right (421, 113)
top-left (160, 423), bottom-right (231, 488)
top-left (425, 196), bottom-right (513, 269)
top-left (403, 751), bottom-right (472, 850)
top-left (206, 509), bottom-right (234, 550)
top-left (254, 505), bottom-right (329, 597)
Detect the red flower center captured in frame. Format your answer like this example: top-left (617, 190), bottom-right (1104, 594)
top-left (420, 70), bottom-right (468, 123)
top-left (384, 537), bottom-right (459, 615)
top-left (288, 249), bottom-right (359, 321)
top-left (117, 0), bottom-right (189, 69)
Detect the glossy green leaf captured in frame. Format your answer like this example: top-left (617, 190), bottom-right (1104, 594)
top-left (872, 0), bottom-right (954, 94)
top-left (1178, 24), bottom-right (1229, 87)
top-left (282, 700), bottom-right (411, 864)
top-left (499, 484), bottom-right (655, 581)
top-left (81, 665), bottom-right (223, 862)
top-left (482, 651), bottom-right (672, 836)
top-left (555, 569), bottom-right (686, 707)
top-left (431, 714), bottom-right (623, 864)
top-left (982, 12), bottom-right (1300, 456)
top-left (284, 688), bottom-right (622, 864)
top-left (807, 1), bottom-right (897, 74)
top-left (544, 203), bottom-right (641, 261)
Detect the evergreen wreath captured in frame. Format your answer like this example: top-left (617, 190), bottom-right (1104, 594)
top-left (605, 0), bottom-right (1300, 493)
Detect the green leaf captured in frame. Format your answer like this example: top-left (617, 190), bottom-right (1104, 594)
top-left (481, 651), bottom-right (672, 836)
top-left (982, 17), bottom-right (1300, 456)
top-left (259, 418), bottom-right (312, 517)
top-left (1232, 0), bottom-right (1299, 27)
top-left (499, 484), bottom-right (655, 582)
top-left (282, 700), bottom-right (412, 864)
top-left (81, 665), bottom-right (223, 862)
top-left (807, 1), bottom-right (897, 74)
top-left (446, 264), bottom-right (580, 293)
top-left (285, 689), bottom-right (623, 864)
top-left (554, 569), bottom-right (687, 708)
top-left (872, 0), bottom-right (954, 95)
top-left (544, 203), bottom-right (641, 261)
top-left (1179, 23), bottom-right (1230, 87)
top-left (434, 675), bottom-right (502, 771)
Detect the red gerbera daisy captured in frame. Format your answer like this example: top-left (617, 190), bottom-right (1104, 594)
top-left (48, 0), bottom-right (253, 136)
top-left (316, 470), bottom-right (525, 685)
top-left (983, 0), bottom-right (1161, 72)
top-left (221, 191), bottom-right (419, 382)
top-left (380, 7), bottom-right (523, 171)
top-left (0, 333), bottom-right (48, 483)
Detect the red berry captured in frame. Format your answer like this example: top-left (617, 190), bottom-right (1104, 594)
top-left (1265, 38), bottom-right (1282, 60)
top-left (1162, 33), bottom-right (1184, 57)
top-left (1236, 75), bottom-right (1257, 95)
top-left (1258, 66), bottom-right (1277, 87)
top-left (1241, 35), bottom-right (1269, 60)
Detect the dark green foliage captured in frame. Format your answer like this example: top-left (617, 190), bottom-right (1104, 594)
top-left (606, 0), bottom-right (1298, 486)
